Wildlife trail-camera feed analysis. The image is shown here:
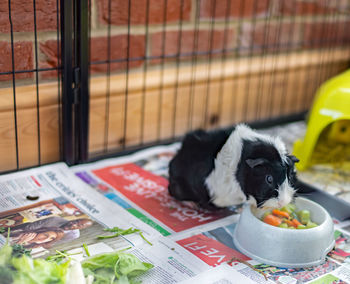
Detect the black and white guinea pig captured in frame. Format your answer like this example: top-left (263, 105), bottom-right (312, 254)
top-left (168, 124), bottom-right (299, 209)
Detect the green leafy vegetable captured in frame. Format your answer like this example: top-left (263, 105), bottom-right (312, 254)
top-left (83, 243), bottom-right (91, 257)
top-left (117, 253), bottom-right (153, 278)
top-left (0, 227), bottom-right (6, 234)
top-left (11, 244), bottom-right (32, 258)
top-left (0, 234), bottom-right (70, 284)
top-left (0, 228), bottom-right (12, 266)
top-left (139, 233), bottom-right (152, 246)
top-left (0, 241), bottom-right (12, 267)
top-left (97, 227), bottom-right (139, 239)
top-left (11, 256), bottom-right (70, 284)
top-left (0, 227), bottom-right (152, 284)
top-left (97, 227), bottom-right (152, 246)
top-left (82, 250), bottom-right (154, 284)
top-left (0, 265), bottom-right (13, 283)
top-left (46, 250), bottom-right (82, 264)
top-left (46, 250), bottom-right (69, 264)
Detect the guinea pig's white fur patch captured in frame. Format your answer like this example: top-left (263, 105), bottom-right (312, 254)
top-left (205, 124), bottom-right (291, 208)
top-left (259, 180), bottom-right (295, 209)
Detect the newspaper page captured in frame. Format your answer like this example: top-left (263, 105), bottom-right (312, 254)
top-left (71, 144), bottom-right (239, 237)
top-left (172, 220), bottom-right (350, 284)
top-left (65, 236), bottom-right (211, 283)
top-left (179, 263), bottom-right (258, 284)
top-left (2, 142), bottom-right (350, 283)
top-left (0, 163), bottom-right (162, 258)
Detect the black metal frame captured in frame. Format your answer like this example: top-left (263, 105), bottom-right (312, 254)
top-left (60, 0), bottom-right (74, 165)
top-left (60, 0), bottom-right (89, 165)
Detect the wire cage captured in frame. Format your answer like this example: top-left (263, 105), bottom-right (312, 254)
top-left (0, 0), bottom-right (62, 172)
top-left (0, 0), bottom-right (349, 173)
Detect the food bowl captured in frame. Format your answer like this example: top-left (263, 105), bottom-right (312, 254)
top-left (233, 197), bottom-right (335, 268)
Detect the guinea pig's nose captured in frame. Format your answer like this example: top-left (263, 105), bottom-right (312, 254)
top-left (277, 200), bottom-right (288, 208)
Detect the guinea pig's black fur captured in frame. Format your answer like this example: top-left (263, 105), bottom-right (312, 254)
top-left (168, 124), bottom-right (299, 209)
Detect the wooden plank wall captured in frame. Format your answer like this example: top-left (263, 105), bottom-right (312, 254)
top-left (0, 48), bottom-right (349, 172)
top-left (88, 49), bottom-right (350, 155)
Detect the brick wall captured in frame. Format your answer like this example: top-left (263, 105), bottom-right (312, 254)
top-left (0, 0), bottom-right (349, 84)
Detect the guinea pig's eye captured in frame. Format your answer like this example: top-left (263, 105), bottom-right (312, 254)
top-left (265, 175), bottom-right (273, 185)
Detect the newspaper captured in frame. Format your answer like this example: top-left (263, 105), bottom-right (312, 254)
top-left (0, 162), bottom-right (162, 258)
top-left (1, 142), bottom-right (350, 283)
top-left (72, 144), bottom-right (238, 237)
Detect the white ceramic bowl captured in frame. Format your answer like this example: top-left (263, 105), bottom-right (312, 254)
top-left (233, 197), bottom-right (335, 268)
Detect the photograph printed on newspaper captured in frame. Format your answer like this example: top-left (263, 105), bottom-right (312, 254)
top-left (0, 196), bottom-right (129, 257)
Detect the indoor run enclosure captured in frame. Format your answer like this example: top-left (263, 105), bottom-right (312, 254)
top-left (0, 0), bottom-right (349, 173)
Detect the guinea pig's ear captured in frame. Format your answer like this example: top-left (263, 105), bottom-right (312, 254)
top-left (245, 158), bottom-right (266, 169)
top-left (288, 155), bottom-right (299, 163)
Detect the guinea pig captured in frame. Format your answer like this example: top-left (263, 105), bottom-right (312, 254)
top-left (168, 124), bottom-right (299, 209)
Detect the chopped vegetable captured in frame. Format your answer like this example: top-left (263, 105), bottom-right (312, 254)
top-left (292, 218), bottom-right (302, 228)
top-left (97, 226), bottom-right (153, 246)
top-left (306, 221), bottom-right (318, 229)
top-left (263, 214), bottom-right (282, 226)
top-left (283, 219), bottom-right (296, 228)
top-left (83, 243), bottom-right (91, 257)
top-left (260, 204), bottom-right (319, 229)
top-left (262, 211), bottom-right (271, 220)
top-left (139, 232), bottom-right (153, 246)
top-left (279, 223), bottom-right (288, 228)
top-left (46, 250), bottom-right (82, 264)
top-left (272, 209), bottom-right (290, 219)
top-left (281, 204), bottom-right (296, 215)
top-left (97, 227), bottom-right (139, 240)
top-left (297, 210), bottom-right (311, 225)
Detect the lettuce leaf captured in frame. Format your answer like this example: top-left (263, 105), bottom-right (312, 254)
top-left (0, 243), bottom-right (69, 284)
top-left (0, 242), bottom-right (14, 283)
top-left (11, 255), bottom-right (70, 284)
top-left (0, 242), bottom-right (12, 266)
top-left (117, 253), bottom-right (153, 277)
top-left (82, 251), bottom-right (153, 284)
top-left (82, 252), bottom-right (120, 270)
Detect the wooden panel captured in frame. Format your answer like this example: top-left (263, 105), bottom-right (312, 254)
top-left (0, 103), bottom-right (60, 172)
top-left (88, 60), bottom-right (349, 154)
top-left (0, 83), bottom-right (61, 172)
top-left (0, 48), bottom-right (349, 170)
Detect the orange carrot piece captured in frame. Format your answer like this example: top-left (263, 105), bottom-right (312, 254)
top-left (284, 219), bottom-right (296, 228)
top-left (292, 218), bottom-right (302, 227)
top-left (272, 209), bottom-right (290, 219)
top-left (263, 214), bottom-right (282, 227)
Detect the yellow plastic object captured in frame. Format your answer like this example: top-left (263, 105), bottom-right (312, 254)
top-left (328, 120), bottom-right (350, 144)
top-left (293, 69), bottom-right (350, 170)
